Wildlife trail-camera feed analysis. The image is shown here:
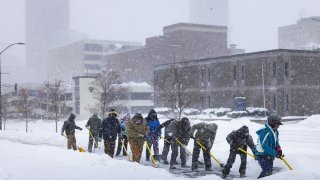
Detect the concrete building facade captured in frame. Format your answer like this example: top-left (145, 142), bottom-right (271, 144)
top-left (48, 39), bottom-right (142, 84)
top-left (154, 49), bottom-right (320, 116)
top-left (104, 23), bottom-right (232, 83)
top-left (279, 17), bottom-right (320, 50)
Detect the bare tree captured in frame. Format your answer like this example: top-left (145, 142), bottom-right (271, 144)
top-left (1, 93), bottom-right (11, 130)
top-left (89, 70), bottom-right (125, 118)
top-left (16, 88), bottom-right (34, 133)
top-left (155, 65), bottom-right (204, 120)
top-left (41, 79), bottom-right (68, 133)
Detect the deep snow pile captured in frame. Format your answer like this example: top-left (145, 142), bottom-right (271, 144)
top-left (1, 115), bottom-right (320, 180)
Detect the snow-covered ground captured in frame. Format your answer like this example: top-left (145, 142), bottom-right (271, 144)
top-left (1, 115), bottom-right (320, 180)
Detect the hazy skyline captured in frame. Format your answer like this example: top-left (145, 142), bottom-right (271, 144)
top-left (0, 0), bottom-right (320, 84)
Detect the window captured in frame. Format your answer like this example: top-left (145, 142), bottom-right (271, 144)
top-left (285, 94), bottom-right (289, 111)
top-left (84, 54), bottom-right (102, 61)
top-left (274, 95), bottom-right (277, 109)
top-left (285, 62), bottom-right (289, 78)
top-left (233, 65), bottom-right (237, 81)
top-left (84, 64), bottom-right (101, 70)
top-left (208, 96), bottom-right (211, 107)
top-left (201, 69), bottom-right (204, 83)
top-left (241, 65), bottom-right (245, 81)
top-left (272, 62), bottom-right (277, 78)
top-left (208, 68), bottom-right (211, 83)
top-left (84, 43), bottom-right (103, 51)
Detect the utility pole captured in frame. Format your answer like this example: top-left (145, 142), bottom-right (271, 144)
top-left (0, 42), bottom-right (25, 130)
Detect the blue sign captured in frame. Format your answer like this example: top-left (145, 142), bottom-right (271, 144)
top-left (235, 97), bottom-right (246, 111)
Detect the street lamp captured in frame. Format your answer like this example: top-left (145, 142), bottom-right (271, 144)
top-left (0, 42), bottom-right (25, 130)
top-left (125, 68), bottom-right (132, 115)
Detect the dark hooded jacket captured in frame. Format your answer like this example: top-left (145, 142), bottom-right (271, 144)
top-left (176, 117), bottom-right (191, 145)
top-left (61, 114), bottom-right (81, 135)
top-left (190, 122), bottom-right (218, 148)
top-left (85, 114), bottom-right (102, 135)
top-left (99, 114), bottom-right (120, 141)
top-left (226, 125), bottom-right (255, 152)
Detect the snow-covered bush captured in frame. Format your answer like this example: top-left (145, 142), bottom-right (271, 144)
top-left (154, 107), bottom-right (171, 115)
top-left (183, 108), bottom-right (201, 115)
top-left (226, 111), bottom-right (248, 118)
top-left (246, 107), bottom-right (268, 117)
top-left (215, 108), bottom-right (231, 117)
top-left (202, 108), bottom-right (216, 115)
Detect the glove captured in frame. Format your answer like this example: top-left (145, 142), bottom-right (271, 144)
top-left (275, 146), bottom-right (283, 158)
top-left (190, 135), bottom-right (194, 139)
top-left (61, 132), bottom-right (64, 136)
top-left (138, 134), bottom-right (146, 139)
top-left (79, 128), bottom-right (83, 131)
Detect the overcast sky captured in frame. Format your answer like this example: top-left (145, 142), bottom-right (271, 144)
top-left (0, 0), bottom-right (319, 82)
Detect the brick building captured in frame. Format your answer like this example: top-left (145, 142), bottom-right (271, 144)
top-left (154, 49), bottom-right (320, 116)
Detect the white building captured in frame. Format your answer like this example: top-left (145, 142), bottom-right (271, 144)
top-left (72, 76), bottom-right (154, 120)
top-left (48, 39), bottom-right (142, 84)
top-left (278, 17), bottom-right (320, 50)
top-left (189, 0), bottom-right (229, 26)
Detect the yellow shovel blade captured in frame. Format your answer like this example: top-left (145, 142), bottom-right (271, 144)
top-left (78, 147), bottom-right (86, 152)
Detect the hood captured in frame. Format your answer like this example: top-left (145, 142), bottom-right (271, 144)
top-left (236, 125), bottom-right (249, 138)
top-left (205, 123), bottom-right (217, 132)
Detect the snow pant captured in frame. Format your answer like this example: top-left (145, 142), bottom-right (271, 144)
top-left (191, 141), bottom-right (211, 169)
top-left (88, 133), bottom-right (99, 152)
top-left (161, 136), bottom-right (172, 162)
top-left (129, 138), bottom-right (144, 163)
top-left (66, 134), bottom-right (77, 151)
top-left (116, 135), bottom-right (128, 156)
top-left (104, 139), bottom-right (116, 158)
top-left (170, 140), bottom-right (187, 166)
top-left (146, 133), bottom-right (159, 161)
top-left (222, 147), bottom-right (248, 175)
top-left (257, 155), bottom-right (274, 179)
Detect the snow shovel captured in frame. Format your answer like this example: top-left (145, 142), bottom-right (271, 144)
top-left (195, 140), bottom-right (224, 168)
top-left (238, 147), bottom-right (255, 158)
top-left (176, 138), bottom-right (193, 156)
top-left (62, 134), bottom-right (86, 152)
top-left (145, 141), bottom-right (157, 168)
top-left (280, 156), bottom-right (293, 170)
top-left (86, 127), bottom-right (99, 152)
top-left (121, 139), bottom-right (131, 161)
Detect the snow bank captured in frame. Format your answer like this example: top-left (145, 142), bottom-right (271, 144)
top-left (296, 115), bottom-right (320, 128)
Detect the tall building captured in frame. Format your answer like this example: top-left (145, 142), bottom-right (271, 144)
top-left (279, 17), bottom-right (320, 50)
top-left (48, 39), bottom-right (142, 84)
top-left (189, 0), bottom-right (229, 26)
top-left (26, 0), bottom-right (70, 82)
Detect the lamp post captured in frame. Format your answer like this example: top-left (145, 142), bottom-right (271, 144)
top-left (125, 68), bottom-right (132, 115)
top-left (0, 42), bottom-right (25, 130)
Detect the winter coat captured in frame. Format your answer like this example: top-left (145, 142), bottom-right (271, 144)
top-left (126, 114), bottom-right (149, 143)
top-left (85, 115), bottom-right (102, 135)
top-left (255, 123), bottom-right (281, 158)
top-left (146, 118), bottom-right (161, 136)
top-left (190, 122), bottom-right (218, 149)
top-left (176, 118), bottom-right (191, 145)
top-left (99, 115), bottom-right (120, 141)
top-left (226, 126), bottom-right (255, 152)
top-left (61, 117), bottom-right (81, 135)
top-left (119, 121), bottom-right (127, 136)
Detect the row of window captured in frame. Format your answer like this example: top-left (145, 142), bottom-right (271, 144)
top-left (201, 61), bottom-right (290, 83)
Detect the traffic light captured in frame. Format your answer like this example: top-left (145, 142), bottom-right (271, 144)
top-left (14, 83), bottom-right (17, 91)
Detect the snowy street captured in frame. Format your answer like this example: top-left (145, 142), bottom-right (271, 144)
top-left (1, 115), bottom-right (320, 180)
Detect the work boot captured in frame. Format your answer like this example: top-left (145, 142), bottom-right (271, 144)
top-left (221, 174), bottom-right (227, 178)
top-left (205, 167), bottom-right (213, 171)
top-left (169, 165), bottom-right (177, 169)
top-left (171, 160), bottom-right (178, 165)
top-left (163, 160), bottom-right (169, 164)
top-left (240, 172), bottom-right (246, 178)
top-left (192, 167), bottom-right (199, 172)
top-left (181, 164), bottom-right (190, 168)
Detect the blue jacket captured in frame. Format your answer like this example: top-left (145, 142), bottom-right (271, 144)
top-left (146, 118), bottom-right (161, 136)
top-left (255, 123), bottom-right (280, 157)
top-left (119, 121), bottom-right (127, 136)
